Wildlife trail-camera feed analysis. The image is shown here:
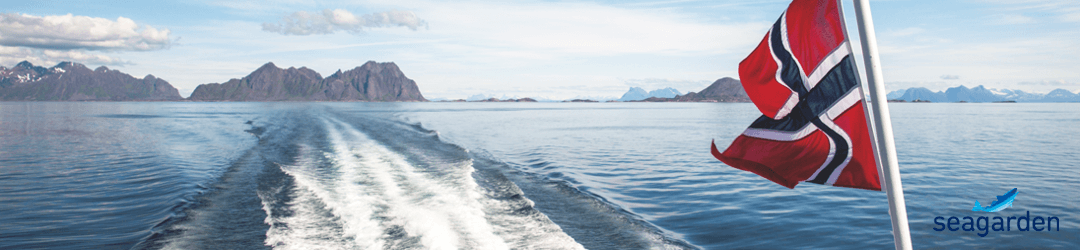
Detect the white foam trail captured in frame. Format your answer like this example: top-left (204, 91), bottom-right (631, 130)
top-left (268, 141), bottom-right (385, 250)
top-left (478, 197), bottom-right (587, 250)
top-left (264, 114), bottom-right (585, 249)
top-left (326, 117), bottom-right (510, 250)
top-left (261, 174), bottom-right (357, 250)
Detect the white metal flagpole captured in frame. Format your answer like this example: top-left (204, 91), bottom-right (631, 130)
top-left (851, 0), bottom-right (913, 249)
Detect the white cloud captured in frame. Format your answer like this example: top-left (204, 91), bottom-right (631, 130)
top-left (0, 13), bottom-right (163, 68)
top-left (0, 13), bottom-right (172, 51)
top-left (0, 46), bottom-right (36, 66)
top-left (41, 50), bottom-right (131, 66)
top-left (262, 9), bottom-right (427, 35)
top-left (0, 46), bottom-right (129, 67)
top-left (416, 1), bottom-right (763, 56)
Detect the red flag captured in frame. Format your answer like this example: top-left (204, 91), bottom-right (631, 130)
top-left (712, 0), bottom-right (881, 191)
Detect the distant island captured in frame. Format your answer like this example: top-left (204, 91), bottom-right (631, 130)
top-left (448, 77), bottom-right (750, 103)
top-left (10, 60), bottom-right (1073, 103)
top-left (189, 61), bottom-right (425, 102)
top-left (0, 61), bottom-right (182, 101)
top-left (617, 87), bottom-right (682, 101)
top-left (626, 77), bottom-right (750, 102)
top-left (453, 97), bottom-right (538, 102)
top-left (0, 60), bottom-right (773, 104)
top-left (887, 85), bottom-right (1080, 103)
top-left (1, 61), bottom-right (426, 102)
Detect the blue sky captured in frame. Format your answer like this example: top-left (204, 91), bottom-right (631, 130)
top-left (2, 0), bottom-right (1078, 99)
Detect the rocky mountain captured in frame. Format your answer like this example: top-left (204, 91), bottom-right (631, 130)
top-left (897, 87), bottom-right (948, 102)
top-left (649, 87), bottom-right (681, 98)
top-left (188, 61), bottom-right (426, 101)
top-left (891, 85), bottom-right (1080, 102)
top-left (991, 89), bottom-right (1044, 102)
top-left (1042, 89), bottom-right (1080, 102)
top-left (0, 61), bottom-right (182, 101)
top-left (618, 87), bottom-right (649, 101)
top-left (945, 85), bottom-right (1003, 102)
top-left (641, 77), bottom-right (749, 102)
top-left (617, 87), bottom-right (683, 101)
top-left (886, 89), bottom-right (906, 100)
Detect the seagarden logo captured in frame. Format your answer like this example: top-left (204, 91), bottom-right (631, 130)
top-left (972, 188), bottom-right (1017, 212)
top-left (934, 188), bottom-right (1060, 237)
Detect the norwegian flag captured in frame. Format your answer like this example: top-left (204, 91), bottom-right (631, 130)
top-left (711, 0), bottom-right (882, 191)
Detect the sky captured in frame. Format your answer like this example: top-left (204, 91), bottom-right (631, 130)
top-left (2, 0), bottom-right (1078, 99)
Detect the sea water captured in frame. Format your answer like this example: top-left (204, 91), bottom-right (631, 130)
top-left (0, 102), bottom-right (1076, 249)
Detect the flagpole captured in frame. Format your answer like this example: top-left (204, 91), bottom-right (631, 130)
top-left (851, 0), bottom-right (913, 249)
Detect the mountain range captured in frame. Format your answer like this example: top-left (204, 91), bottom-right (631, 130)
top-left (631, 77), bottom-right (750, 102)
top-left (0, 61), bottom-right (182, 101)
top-left (9, 60), bottom-right (1073, 104)
top-left (618, 87), bottom-right (682, 101)
top-left (189, 61), bottom-right (426, 101)
top-left (0, 61), bottom-right (427, 102)
top-left (887, 85), bottom-right (1080, 102)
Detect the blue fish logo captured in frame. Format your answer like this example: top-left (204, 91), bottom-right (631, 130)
top-left (972, 188), bottom-right (1017, 212)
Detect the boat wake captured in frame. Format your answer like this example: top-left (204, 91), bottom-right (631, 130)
top-left (137, 105), bottom-right (693, 249)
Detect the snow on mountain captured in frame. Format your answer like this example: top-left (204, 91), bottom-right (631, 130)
top-left (988, 88), bottom-right (1006, 96)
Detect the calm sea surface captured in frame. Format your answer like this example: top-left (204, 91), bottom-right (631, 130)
top-left (0, 102), bottom-right (1076, 249)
